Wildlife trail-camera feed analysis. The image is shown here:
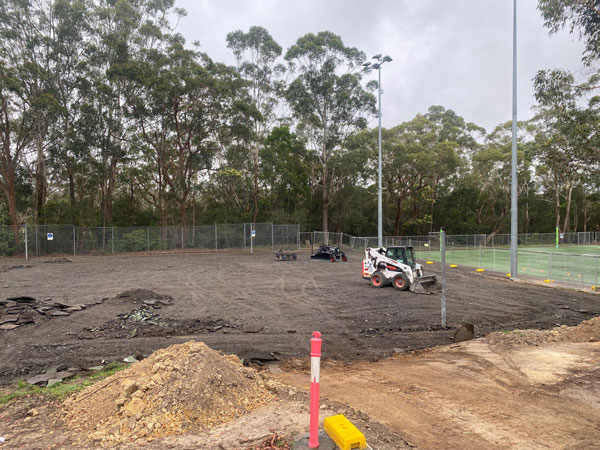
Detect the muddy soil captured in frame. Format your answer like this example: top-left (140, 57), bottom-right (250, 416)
top-left (1, 250), bottom-right (599, 383)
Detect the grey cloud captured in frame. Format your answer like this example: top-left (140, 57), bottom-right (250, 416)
top-left (176, 0), bottom-right (585, 133)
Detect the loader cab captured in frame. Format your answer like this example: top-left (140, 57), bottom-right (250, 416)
top-left (385, 246), bottom-right (416, 268)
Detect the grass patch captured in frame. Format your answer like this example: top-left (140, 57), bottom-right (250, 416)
top-left (0, 362), bottom-right (127, 406)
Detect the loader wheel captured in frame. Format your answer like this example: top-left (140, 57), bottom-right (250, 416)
top-left (342, 254), bottom-right (348, 262)
top-left (371, 271), bottom-right (385, 288)
top-left (330, 255), bottom-right (335, 262)
top-left (393, 273), bottom-right (410, 291)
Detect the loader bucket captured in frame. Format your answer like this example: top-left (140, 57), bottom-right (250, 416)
top-left (409, 275), bottom-right (441, 295)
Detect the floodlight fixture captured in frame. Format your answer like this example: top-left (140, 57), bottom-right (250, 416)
top-left (372, 63), bottom-right (381, 69)
top-left (362, 62), bottom-right (371, 67)
top-left (372, 53), bottom-right (382, 59)
top-left (383, 55), bottom-right (392, 62)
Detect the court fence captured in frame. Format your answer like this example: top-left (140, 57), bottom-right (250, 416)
top-left (0, 223), bottom-right (300, 258)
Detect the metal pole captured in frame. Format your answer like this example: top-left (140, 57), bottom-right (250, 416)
top-left (24, 224), bottom-right (28, 260)
top-left (111, 227), bottom-right (114, 254)
top-left (181, 226), bottom-right (184, 251)
top-left (73, 224), bottom-right (76, 256)
top-left (215, 223), bottom-right (218, 252)
top-left (244, 223), bottom-right (247, 251)
top-left (377, 65), bottom-right (383, 248)
top-left (441, 229), bottom-right (446, 328)
top-left (549, 251), bottom-right (552, 280)
top-left (251, 224), bottom-right (253, 254)
top-left (271, 223), bottom-right (274, 250)
top-left (581, 254), bottom-right (585, 288)
top-left (146, 227), bottom-right (149, 253)
top-left (510, 0), bottom-right (519, 280)
top-left (35, 225), bottom-right (38, 257)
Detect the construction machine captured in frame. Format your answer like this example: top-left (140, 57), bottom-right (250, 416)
top-left (311, 243), bottom-right (348, 262)
top-left (362, 246), bottom-right (439, 294)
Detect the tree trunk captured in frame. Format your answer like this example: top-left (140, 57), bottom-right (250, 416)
top-left (394, 197), bottom-right (403, 236)
top-left (563, 183), bottom-right (573, 233)
top-left (105, 154), bottom-right (118, 224)
top-left (252, 146), bottom-right (259, 223)
top-left (68, 168), bottom-right (76, 224)
top-left (554, 177), bottom-right (561, 231)
top-left (180, 195), bottom-right (188, 228)
top-left (34, 129), bottom-right (46, 223)
top-left (583, 195), bottom-right (588, 233)
top-left (322, 163), bottom-right (328, 232)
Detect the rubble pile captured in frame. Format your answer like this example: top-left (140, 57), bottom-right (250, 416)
top-left (0, 296), bottom-right (87, 330)
top-left (63, 341), bottom-right (275, 445)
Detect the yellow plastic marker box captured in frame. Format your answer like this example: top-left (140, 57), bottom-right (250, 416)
top-left (324, 414), bottom-right (367, 450)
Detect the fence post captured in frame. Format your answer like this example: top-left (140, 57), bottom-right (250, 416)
top-left (243, 223), bottom-right (247, 251)
top-left (441, 230), bottom-right (446, 328)
top-left (479, 244), bottom-right (482, 269)
top-left (146, 227), bottom-right (149, 253)
top-left (35, 225), bottom-right (38, 257)
top-left (73, 225), bottom-right (76, 256)
top-left (111, 227), bottom-right (114, 254)
top-left (215, 223), bottom-right (218, 252)
top-left (271, 223), bottom-right (274, 250)
top-left (549, 252), bottom-right (552, 280)
top-left (181, 227), bottom-right (184, 251)
top-left (595, 256), bottom-right (598, 286)
top-left (581, 254), bottom-right (585, 288)
top-left (493, 248), bottom-right (496, 272)
top-left (297, 230), bottom-right (300, 249)
top-left (24, 225), bottom-right (28, 260)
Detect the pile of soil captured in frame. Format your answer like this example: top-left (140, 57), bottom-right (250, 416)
top-left (486, 316), bottom-right (600, 349)
top-left (62, 341), bottom-right (275, 446)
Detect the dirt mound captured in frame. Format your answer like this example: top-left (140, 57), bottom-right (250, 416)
top-left (44, 257), bottom-right (71, 263)
top-left (117, 289), bottom-right (172, 304)
top-left (486, 316), bottom-right (600, 349)
top-left (563, 316), bottom-right (600, 342)
top-left (63, 341), bottom-right (274, 446)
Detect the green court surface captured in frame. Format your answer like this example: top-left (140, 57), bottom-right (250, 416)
top-left (421, 245), bottom-right (600, 288)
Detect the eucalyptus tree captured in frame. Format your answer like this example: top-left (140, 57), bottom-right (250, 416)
top-left (0, 0), bottom-right (63, 225)
top-left (538, 0), bottom-right (600, 64)
top-left (472, 121), bottom-right (534, 237)
top-left (126, 38), bottom-right (253, 226)
top-left (261, 126), bottom-right (312, 223)
top-left (284, 31), bottom-right (376, 232)
top-left (226, 26), bottom-right (285, 222)
top-left (532, 68), bottom-right (599, 232)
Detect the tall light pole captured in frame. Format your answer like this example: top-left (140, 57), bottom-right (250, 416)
top-left (510, 0), bottom-right (518, 279)
top-left (363, 54), bottom-right (392, 248)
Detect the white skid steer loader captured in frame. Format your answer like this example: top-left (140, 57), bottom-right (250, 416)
top-left (362, 246), bottom-right (440, 294)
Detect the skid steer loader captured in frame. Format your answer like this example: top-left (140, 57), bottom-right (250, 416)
top-left (362, 246), bottom-right (440, 294)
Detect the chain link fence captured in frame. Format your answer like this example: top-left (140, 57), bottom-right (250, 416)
top-left (306, 230), bottom-right (599, 291)
top-left (0, 223), bottom-right (300, 258)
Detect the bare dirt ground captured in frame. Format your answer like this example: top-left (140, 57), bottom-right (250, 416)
top-left (274, 334), bottom-right (600, 450)
top-left (1, 249), bottom-right (599, 449)
top-left (1, 250), bottom-right (598, 381)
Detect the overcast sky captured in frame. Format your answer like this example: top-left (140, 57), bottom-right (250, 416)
top-left (174, 0), bottom-right (586, 133)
